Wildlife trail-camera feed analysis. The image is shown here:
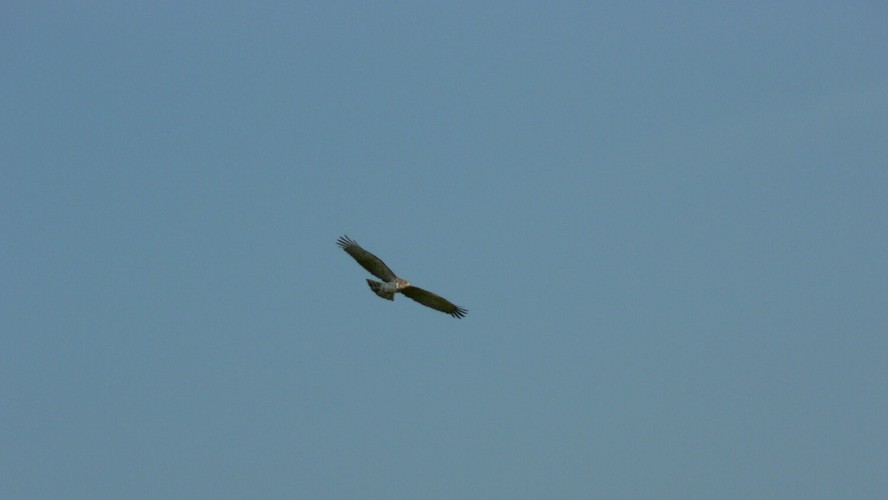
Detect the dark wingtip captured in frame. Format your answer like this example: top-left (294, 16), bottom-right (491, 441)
top-left (451, 307), bottom-right (468, 319)
top-left (337, 235), bottom-right (357, 250)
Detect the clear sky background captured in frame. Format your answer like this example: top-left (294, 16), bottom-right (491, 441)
top-left (3, 2), bottom-right (887, 498)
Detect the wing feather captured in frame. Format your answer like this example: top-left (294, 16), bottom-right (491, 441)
top-left (337, 235), bottom-right (398, 282)
top-left (401, 286), bottom-right (468, 319)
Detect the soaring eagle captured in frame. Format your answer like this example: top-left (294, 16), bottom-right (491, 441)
top-left (337, 235), bottom-right (468, 318)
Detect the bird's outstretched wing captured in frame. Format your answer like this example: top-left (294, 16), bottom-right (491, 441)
top-left (337, 235), bottom-right (398, 282)
top-left (401, 286), bottom-right (468, 319)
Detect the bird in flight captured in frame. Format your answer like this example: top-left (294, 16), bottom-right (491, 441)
top-left (337, 235), bottom-right (468, 318)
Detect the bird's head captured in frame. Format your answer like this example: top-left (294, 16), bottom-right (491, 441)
top-left (395, 278), bottom-right (411, 289)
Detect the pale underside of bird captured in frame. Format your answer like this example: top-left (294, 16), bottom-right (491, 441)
top-left (337, 235), bottom-right (468, 319)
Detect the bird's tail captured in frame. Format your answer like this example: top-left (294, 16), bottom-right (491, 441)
top-left (366, 279), bottom-right (395, 301)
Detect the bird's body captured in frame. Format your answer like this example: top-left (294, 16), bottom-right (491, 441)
top-left (366, 278), bottom-right (409, 300)
top-left (337, 235), bottom-right (467, 318)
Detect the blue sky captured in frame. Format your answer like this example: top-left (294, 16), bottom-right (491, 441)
top-left (3, 2), bottom-right (887, 498)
